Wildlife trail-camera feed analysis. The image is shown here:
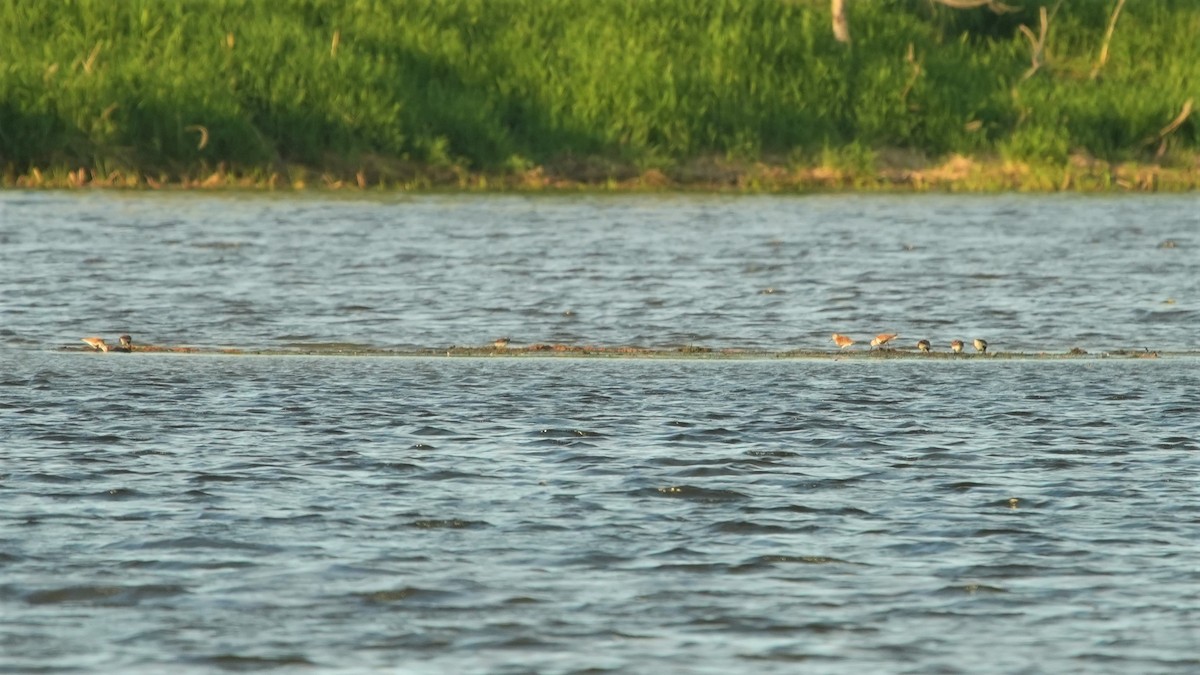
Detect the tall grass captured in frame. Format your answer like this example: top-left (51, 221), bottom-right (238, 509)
top-left (1, 0), bottom-right (1197, 181)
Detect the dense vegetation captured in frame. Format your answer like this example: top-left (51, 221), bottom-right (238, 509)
top-left (1, 0), bottom-right (1197, 188)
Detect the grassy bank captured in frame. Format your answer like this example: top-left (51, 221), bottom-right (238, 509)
top-left (2, 0), bottom-right (1198, 190)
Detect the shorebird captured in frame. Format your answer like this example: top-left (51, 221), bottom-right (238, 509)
top-left (831, 333), bottom-right (855, 349)
top-left (870, 333), bottom-right (898, 349)
top-left (81, 336), bottom-right (109, 352)
top-left (916, 339), bottom-right (931, 353)
top-left (973, 338), bottom-right (988, 354)
top-left (950, 339), bottom-right (964, 354)
top-left (81, 335), bottom-right (132, 353)
top-left (493, 337), bottom-right (511, 349)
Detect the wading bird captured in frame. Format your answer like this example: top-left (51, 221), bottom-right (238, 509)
top-left (870, 333), bottom-right (898, 349)
top-left (973, 338), bottom-right (988, 354)
top-left (81, 336), bottom-right (109, 352)
top-left (917, 339), bottom-right (931, 353)
top-left (493, 337), bottom-right (511, 349)
top-left (950, 339), bottom-right (964, 354)
top-left (81, 335), bottom-right (132, 353)
top-left (831, 333), bottom-right (855, 349)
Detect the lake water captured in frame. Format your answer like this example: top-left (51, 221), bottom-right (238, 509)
top-left (2, 192), bottom-right (1199, 673)
top-left (1, 192), bottom-right (1197, 351)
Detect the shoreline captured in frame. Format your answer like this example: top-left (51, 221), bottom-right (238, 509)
top-left (56, 343), bottom-right (1182, 360)
top-left (6, 154), bottom-right (1200, 194)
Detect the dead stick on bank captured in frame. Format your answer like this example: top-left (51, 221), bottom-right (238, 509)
top-left (831, 0), bottom-right (850, 44)
top-left (1145, 99), bottom-right (1194, 158)
top-left (1091, 0), bottom-right (1126, 79)
top-left (1018, 4), bottom-right (1057, 83)
top-left (900, 43), bottom-right (922, 105)
top-left (185, 125), bottom-right (210, 150)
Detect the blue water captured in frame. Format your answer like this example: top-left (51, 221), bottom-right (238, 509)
top-left (2, 192), bottom-right (1199, 673)
top-left (1, 191), bottom-right (1197, 352)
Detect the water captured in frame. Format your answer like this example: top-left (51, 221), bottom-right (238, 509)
top-left (1, 192), bottom-right (1196, 351)
top-left (2, 192), bottom-right (1199, 673)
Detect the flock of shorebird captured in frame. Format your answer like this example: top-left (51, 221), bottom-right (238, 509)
top-left (832, 333), bottom-right (987, 354)
top-left (79, 333), bottom-right (988, 355)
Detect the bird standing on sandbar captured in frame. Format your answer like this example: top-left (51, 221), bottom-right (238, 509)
top-left (831, 333), bottom-right (855, 349)
top-left (950, 340), bottom-right (964, 354)
top-left (81, 336), bottom-right (109, 352)
top-left (870, 333), bottom-right (898, 349)
top-left (81, 335), bottom-right (133, 352)
top-left (973, 338), bottom-right (988, 354)
top-left (493, 337), bottom-right (511, 349)
top-left (917, 339), bottom-right (931, 353)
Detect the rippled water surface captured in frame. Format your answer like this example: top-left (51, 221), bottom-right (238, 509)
top-left (1, 191), bottom-right (1197, 351)
top-left (2, 192), bottom-right (1199, 673)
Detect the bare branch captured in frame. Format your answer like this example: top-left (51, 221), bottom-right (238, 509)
top-left (1158, 98), bottom-right (1194, 140)
top-left (185, 125), bottom-right (210, 151)
top-left (1018, 2), bottom-right (1061, 82)
top-left (900, 43), bottom-right (923, 105)
top-left (1090, 0), bottom-right (1126, 79)
top-left (1138, 98), bottom-right (1193, 158)
top-left (832, 0), bottom-right (851, 44)
top-left (82, 42), bottom-right (102, 74)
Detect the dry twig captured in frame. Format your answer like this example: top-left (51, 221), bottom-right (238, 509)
top-left (1018, 2), bottom-right (1062, 83)
top-left (1145, 99), bottom-right (1194, 158)
top-left (82, 42), bottom-right (102, 74)
top-left (832, 0), bottom-right (851, 44)
top-left (900, 43), bottom-right (923, 105)
top-left (185, 125), bottom-right (210, 150)
top-left (1090, 0), bottom-right (1126, 79)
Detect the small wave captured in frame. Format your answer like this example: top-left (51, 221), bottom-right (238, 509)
top-left (740, 554), bottom-right (857, 568)
top-left (191, 473), bottom-right (247, 483)
top-left (664, 430), bottom-right (743, 444)
top-left (1157, 436), bottom-right (1198, 450)
top-left (406, 518), bottom-right (489, 529)
top-left (24, 583), bottom-right (188, 606)
top-left (34, 432), bottom-right (123, 444)
top-left (647, 485), bottom-right (749, 502)
top-left (744, 449), bottom-right (800, 458)
top-left (709, 520), bottom-right (814, 535)
top-left (189, 241), bottom-right (248, 250)
top-left (191, 654), bottom-right (315, 669)
top-left (96, 487), bottom-right (142, 499)
top-left (137, 536), bottom-right (285, 553)
top-left (357, 586), bottom-right (458, 604)
top-left (413, 425), bottom-right (454, 437)
top-left (936, 582), bottom-right (1009, 595)
top-left (533, 427), bottom-right (607, 439)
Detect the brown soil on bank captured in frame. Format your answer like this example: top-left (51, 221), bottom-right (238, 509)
top-left (8, 152), bottom-right (1200, 193)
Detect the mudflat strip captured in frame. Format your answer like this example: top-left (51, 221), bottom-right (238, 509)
top-left (58, 343), bottom-right (1185, 360)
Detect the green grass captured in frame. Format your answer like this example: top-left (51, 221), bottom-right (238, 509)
top-left (1, 0), bottom-right (1198, 185)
